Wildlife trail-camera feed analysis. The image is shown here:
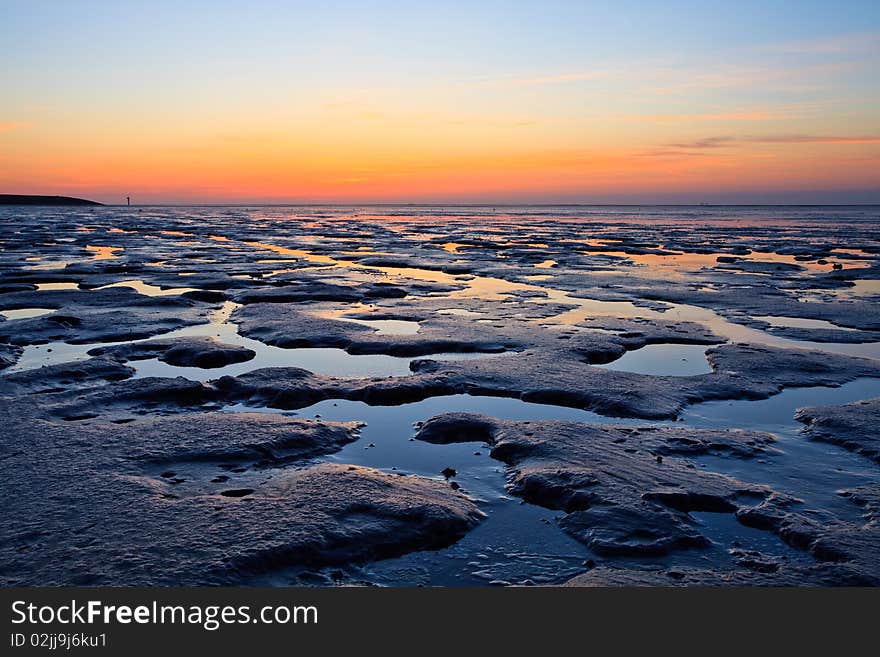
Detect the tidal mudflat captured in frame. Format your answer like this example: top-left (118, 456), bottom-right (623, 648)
top-left (1, 205), bottom-right (879, 586)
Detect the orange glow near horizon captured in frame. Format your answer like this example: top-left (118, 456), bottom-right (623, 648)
top-left (2, 4), bottom-right (879, 204)
top-left (5, 128), bottom-right (878, 204)
top-left (4, 106), bottom-right (878, 201)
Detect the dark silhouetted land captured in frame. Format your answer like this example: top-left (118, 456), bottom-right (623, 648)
top-left (0, 194), bottom-right (103, 206)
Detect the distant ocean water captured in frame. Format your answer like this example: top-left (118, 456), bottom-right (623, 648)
top-left (3, 204), bottom-right (879, 227)
top-left (319, 204), bottom-right (880, 225)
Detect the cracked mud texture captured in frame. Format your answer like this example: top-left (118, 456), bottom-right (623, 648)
top-left (570, 484), bottom-right (880, 586)
top-left (176, 342), bottom-right (880, 421)
top-left (0, 288), bottom-right (215, 345)
top-left (0, 357), bottom-right (135, 394)
top-left (0, 343), bottom-right (22, 369)
top-left (2, 205), bottom-right (879, 586)
top-left (563, 562), bottom-right (876, 586)
top-left (233, 302), bottom-right (515, 356)
top-left (416, 413), bottom-right (781, 556)
top-left (88, 336), bottom-right (256, 369)
top-left (733, 484), bottom-right (880, 581)
top-left (0, 401), bottom-right (482, 585)
top-left (795, 398), bottom-right (880, 464)
top-left (418, 414), bottom-right (880, 584)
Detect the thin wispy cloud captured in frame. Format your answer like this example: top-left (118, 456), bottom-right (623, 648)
top-left (466, 71), bottom-right (608, 89)
top-left (622, 112), bottom-right (771, 123)
top-left (445, 117), bottom-right (539, 127)
top-left (765, 31), bottom-right (880, 55)
top-left (589, 100), bottom-right (830, 125)
top-left (0, 122), bottom-right (28, 134)
top-left (752, 135), bottom-right (880, 144)
top-left (646, 59), bottom-right (864, 96)
top-left (667, 137), bottom-right (737, 149)
top-left (669, 135), bottom-right (880, 149)
top-left (638, 149), bottom-right (721, 159)
top-left (642, 133), bottom-right (880, 161)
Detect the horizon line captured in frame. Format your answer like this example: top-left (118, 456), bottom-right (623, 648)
top-left (91, 202), bottom-right (880, 208)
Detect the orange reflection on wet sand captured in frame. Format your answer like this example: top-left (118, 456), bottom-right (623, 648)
top-left (85, 245), bottom-right (122, 260)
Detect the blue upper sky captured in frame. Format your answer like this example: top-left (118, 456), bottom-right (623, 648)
top-left (2, 1), bottom-right (879, 203)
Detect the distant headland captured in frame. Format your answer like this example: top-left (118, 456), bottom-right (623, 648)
top-left (0, 194), bottom-right (103, 206)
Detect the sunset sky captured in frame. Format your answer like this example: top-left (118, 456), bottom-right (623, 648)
top-left (2, 1), bottom-right (879, 204)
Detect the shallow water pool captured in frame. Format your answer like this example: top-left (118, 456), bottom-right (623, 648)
top-left (596, 343), bottom-right (713, 376)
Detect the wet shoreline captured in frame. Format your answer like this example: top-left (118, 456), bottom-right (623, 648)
top-left (1, 205), bottom-right (879, 586)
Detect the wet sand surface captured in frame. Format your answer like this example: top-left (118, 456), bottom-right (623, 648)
top-left (1, 205), bottom-right (879, 586)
